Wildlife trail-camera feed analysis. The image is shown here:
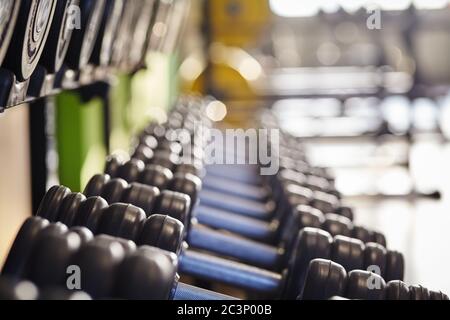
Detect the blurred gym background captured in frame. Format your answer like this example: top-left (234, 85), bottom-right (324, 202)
top-left (1, 0), bottom-right (450, 293)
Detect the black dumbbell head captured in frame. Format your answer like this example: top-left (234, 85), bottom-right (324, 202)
top-left (25, 224), bottom-right (82, 288)
top-left (3, 0), bottom-right (57, 80)
top-left (283, 228), bottom-right (333, 299)
top-left (409, 285), bottom-right (431, 300)
top-left (65, 0), bottom-right (106, 69)
top-left (2, 217), bottom-right (49, 278)
top-left (0, 1), bottom-right (20, 65)
top-left (300, 259), bottom-right (347, 300)
top-left (385, 250), bottom-right (404, 281)
top-left (331, 236), bottom-right (365, 272)
top-left (336, 206), bottom-right (354, 221)
top-left (68, 226), bottom-right (94, 245)
top-left (94, 234), bottom-right (137, 255)
top-left (114, 246), bottom-right (178, 300)
top-left (285, 184), bottom-right (313, 207)
top-left (371, 231), bottom-right (387, 248)
top-left (96, 204), bottom-right (146, 241)
top-left (154, 190), bottom-right (191, 226)
top-left (152, 150), bottom-right (180, 171)
top-left (40, 0), bottom-right (79, 72)
top-left (74, 196), bottom-right (109, 232)
top-left (58, 192), bottom-right (87, 227)
top-left (363, 243), bottom-right (387, 278)
top-left (116, 159), bottom-right (145, 183)
top-left (0, 278), bottom-right (39, 300)
top-left (84, 174), bottom-right (110, 197)
top-left (169, 173), bottom-right (202, 207)
top-left (70, 236), bottom-right (126, 298)
top-left (120, 183), bottom-right (160, 216)
top-left (101, 178), bottom-right (128, 203)
top-left (322, 214), bottom-right (353, 238)
top-left (429, 290), bottom-right (449, 300)
top-left (139, 164), bottom-right (174, 190)
top-left (138, 215), bottom-right (184, 255)
top-left (105, 154), bottom-right (128, 178)
top-left (346, 270), bottom-right (386, 300)
top-left (311, 191), bottom-right (339, 214)
top-left (132, 145), bottom-right (154, 164)
top-left (352, 226), bottom-right (372, 244)
top-left (385, 281), bottom-right (410, 300)
top-left (37, 185), bottom-right (71, 222)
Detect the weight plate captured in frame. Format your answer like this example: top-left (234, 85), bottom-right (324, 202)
top-left (111, 0), bottom-right (138, 68)
top-left (0, 0), bottom-right (20, 65)
top-left (3, 0), bottom-right (57, 80)
top-left (65, 0), bottom-right (106, 69)
top-left (40, 0), bottom-right (79, 72)
top-left (90, 0), bottom-right (125, 66)
top-left (148, 0), bottom-right (173, 53)
top-left (126, 0), bottom-right (156, 70)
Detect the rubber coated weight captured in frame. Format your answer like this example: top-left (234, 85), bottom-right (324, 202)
top-left (385, 281), bottom-right (410, 300)
top-left (74, 196), bottom-right (108, 231)
top-left (0, 0), bottom-right (20, 65)
top-left (84, 174), bottom-right (110, 198)
top-left (409, 285), bottom-right (430, 300)
top-left (155, 190), bottom-right (191, 226)
top-left (58, 192), bottom-right (86, 227)
top-left (100, 178), bottom-right (129, 203)
top-left (429, 290), bottom-right (449, 300)
top-left (330, 236), bottom-right (364, 272)
top-left (2, 217), bottom-right (49, 278)
top-left (110, 0), bottom-right (137, 67)
top-left (25, 224), bottom-right (82, 287)
top-left (40, 0), bottom-right (78, 72)
top-left (114, 246), bottom-right (178, 300)
top-left (322, 214), bottom-right (352, 238)
top-left (385, 250), bottom-right (404, 282)
top-left (0, 278), bottom-right (39, 300)
top-left (300, 259), bottom-right (347, 300)
top-left (3, 0), bottom-right (57, 80)
top-left (138, 215), bottom-right (185, 254)
top-left (68, 226), bottom-right (94, 244)
top-left (90, 0), bottom-right (125, 66)
top-left (104, 154), bottom-right (128, 177)
top-left (363, 243), bottom-right (387, 278)
top-left (36, 185), bottom-right (71, 222)
top-left (65, 0), bottom-right (106, 69)
top-left (123, 0), bottom-right (156, 70)
top-left (132, 145), bottom-right (154, 164)
top-left (69, 236), bottom-right (126, 298)
top-left (95, 234), bottom-right (137, 255)
top-left (116, 159), bottom-right (145, 183)
top-left (120, 183), bottom-right (160, 217)
top-left (138, 164), bottom-right (173, 190)
top-left (96, 204), bottom-right (146, 241)
top-left (346, 270), bottom-right (386, 300)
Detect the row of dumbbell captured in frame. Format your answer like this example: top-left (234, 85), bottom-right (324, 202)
top-left (2, 100), bottom-right (409, 299)
top-left (0, 0), bottom-right (177, 88)
top-left (4, 216), bottom-right (445, 300)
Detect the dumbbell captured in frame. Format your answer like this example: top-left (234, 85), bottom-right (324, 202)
top-left (30, 184), bottom-right (402, 298)
top-left (89, 0), bottom-right (124, 67)
top-left (104, 156), bottom-right (387, 253)
top-left (2, 0), bottom-right (57, 81)
top-left (1, 217), bottom-right (237, 300)
top-left (40, 0), bottom-right (78, 73)
top-left (65, 0), bottom-right (106, 70)
top-left (43, 171), bottom-right (392, 278)
top-left (0, 276), bottom-right (91, 300)
top-left (0, 1), bottom-right (20, 66)
top-left (120, 0), bottom-right (156, 71)
top-left (301, 259), bottom-right (448, 300)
